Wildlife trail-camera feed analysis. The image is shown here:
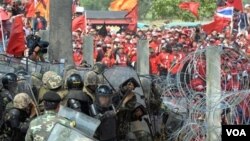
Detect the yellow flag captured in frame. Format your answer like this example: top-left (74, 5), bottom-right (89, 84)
top-left (109, 0), bottom-right (137, 12)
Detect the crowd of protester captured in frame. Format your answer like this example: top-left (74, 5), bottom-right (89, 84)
top-left (73, 15), bottom-right (250, 77)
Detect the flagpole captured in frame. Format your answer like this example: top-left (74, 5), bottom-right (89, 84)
top-left (84, 11), bottom-right (87, 33)
top-left (0, 13), bottom-right (6, 52)
top-left (230, 8), bottom-right (234, 38)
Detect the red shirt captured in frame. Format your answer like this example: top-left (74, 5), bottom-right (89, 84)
top-left (124, 43), bottom-right (135, 54)
top-left (170, 52), bottom-right (186, 74)
top-left (73, 52), bottom-right (83, 66)
top-left (150, 55), bottom-right (159, 75)
top-left (102, 57), bottom-right (115, 68)
top-left (197, 59), bottom-right (206, 77)
top-left (189, 77), bottom-right (205, 92)
top-left (150, 40), bottom-right (160, 53)
top-left (158, 52), bottom-right (175, 69)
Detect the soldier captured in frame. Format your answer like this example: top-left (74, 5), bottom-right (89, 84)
top-left (0, 73), bottom-right (18, 111)
top-left (113, 77), bottom-right (139, 108)
top-left (25, 91), bottom-right (75, 141)
top-left (66, 74), bottom-right (91, 115)
top-left (38, 71), bottom-right (68, 113)
top-left (38, 71), bottom-right (57, 103)
top-left (89, 84), bottom-right (117, 141)
top-left (83, 71), bottom-right (101, 102)
top-left (39, 71), bottom-right (66, 104)
top-left (113, 77), bottom-right (140, 140)
top-left (1, 93), bottom-right (35, 141)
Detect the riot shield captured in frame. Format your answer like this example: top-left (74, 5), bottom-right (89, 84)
top-left (46, 123), bottom-right (97, 141)
top-left (0, 64), bottom-right (15, 89)
top-left (102, 66), bottom-right (143, 94)
top-left (38, 62), bottom-right (65, 76)
top-left (0, 54), bottom-right (42, 74)
top-left (102, 66), bottom-right (146, 107)
top-left (58, 105), bottom-right (101, 137)
top-left (76, 67), bottom-right (92, 79)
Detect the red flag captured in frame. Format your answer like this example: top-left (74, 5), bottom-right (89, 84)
top-left (25, 0), bottom-right (35, 18)
top-left (202, 16), bottom-right (230, 34)
top-left (226, 0), bottom-right (243, 11)
top-left (125, 5), bottom-right (138, 31)
top-left (179, 2), bottom-right (200, 17)
top-left (72, 15), bottom-right (85, 32)
top-left (0, 8), bottom-right (9, 20)
top-left (6, 15), bottom-right (26, 56)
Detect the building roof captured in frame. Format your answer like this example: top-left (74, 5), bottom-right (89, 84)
top-left (85, 10), bottom-right (128, 19)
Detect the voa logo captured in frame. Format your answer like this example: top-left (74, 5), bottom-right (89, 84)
top-left (226, 129), bottom-right (246, 136)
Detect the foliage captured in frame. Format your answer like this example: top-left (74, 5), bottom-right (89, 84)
top-left (151, 0), bottom-right (217, 21)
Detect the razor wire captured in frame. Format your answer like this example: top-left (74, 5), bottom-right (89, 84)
top-left (152, 47), bottom-right (250, 141)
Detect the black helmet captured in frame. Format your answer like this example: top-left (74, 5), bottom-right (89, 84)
top-left (95, 84), bottom-right (113, 108)
top-left (2, 73), bottom-right (18, 89)
top-left (67, 74), bottom-right (84, 90)
top-left (92, 62), bottom-right (107, 74)
top-left (95, 84), bottom-right (112, 96)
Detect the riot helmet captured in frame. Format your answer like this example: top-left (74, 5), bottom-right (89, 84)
top-left (120, 77), bottom-right (140, 93)
top-left (2, 73), bottom-right (18, 90)
top-left (92, 62), bottom-right (107, 74)
top-left (42, 71), bottom-right (57, 85)
top-left (67, 74), bottom-right (84, 90)
top-left (46, 74), bottom-right (63, 90)
top-left (84, 71), bottom-right (100, 91)
top-left (13, 93), bottom-right (32, 110)
top-left (95, 84), bottom-right (113, 108)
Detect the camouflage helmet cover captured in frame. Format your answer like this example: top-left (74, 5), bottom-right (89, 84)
top-left (13, 93), bottom-right (32, 109)
top-left (32, 72), bottom-right (43, 80)
top-left (46, 74), bottom-right (63, 89)
top-left (92, 62), bottom-right (107, 74)
top-left (42, 71), bottom-right (57, 84)
top-left (84, 71), bottom-right (100, 86)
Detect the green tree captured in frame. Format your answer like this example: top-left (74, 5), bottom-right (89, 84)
top-left (80, 0), bottom-right (111, 10)
top-left (151, 0), bottom-right (216, 21)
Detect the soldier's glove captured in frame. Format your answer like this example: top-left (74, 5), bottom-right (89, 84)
top-left (101, 111), bottom-right (116, 120)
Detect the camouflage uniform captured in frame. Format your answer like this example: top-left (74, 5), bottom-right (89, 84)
top-left (26, 91), bottom-right (74, 141)
top-left (38, 71), bottom-right (67, 112)
top-left (1, 93), bottom-right (33, 141)
top-left (25, 110), bottom-right (73, 141)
